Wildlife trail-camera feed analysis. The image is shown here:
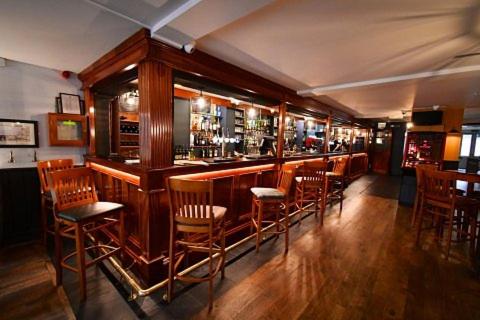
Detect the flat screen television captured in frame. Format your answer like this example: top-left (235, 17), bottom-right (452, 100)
top-left (412, 111), bottom-right (443, 126)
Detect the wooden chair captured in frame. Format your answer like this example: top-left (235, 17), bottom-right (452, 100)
top-left (415, 169), bottom-right (458, 259)
top-left (166, 178), bottom-right (226, 310)
top-left (251, 169), bottom-right (295, 254)
top-left (294, 161), bottom-right (328, 225)
top-left (49, 167), bottom-right (125, 301)
top-left (37, 159), bottom-right (74, 244)
top-left (411, 164), bottom-right (437, 227)
top-left (327, 157), bottom-right (348, 213)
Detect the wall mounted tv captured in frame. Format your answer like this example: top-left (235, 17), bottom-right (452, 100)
top-left (412, 111), bottom-right (443, 126)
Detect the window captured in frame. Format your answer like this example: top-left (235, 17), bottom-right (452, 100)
top-left (460, 134), bottom-right (472, 157)
top-left (475, 136), bottom-right (480, 156)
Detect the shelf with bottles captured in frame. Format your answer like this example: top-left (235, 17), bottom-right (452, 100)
top-left (402, 132), bottom-right (445, 168)
top-left (234, 109), bottom-right (245, 118)
top-left (120, 122), bottom-right (139, 134)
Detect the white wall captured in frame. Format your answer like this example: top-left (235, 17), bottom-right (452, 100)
top-left (0, 59), bottom-right (86, 166)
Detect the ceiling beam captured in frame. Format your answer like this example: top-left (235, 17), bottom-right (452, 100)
top-left (298, 64), bottom-right (480, 96)
top-left (84, 0), bottom-right (149, 28)
top-left (151, 0), bottom-right (203, 34)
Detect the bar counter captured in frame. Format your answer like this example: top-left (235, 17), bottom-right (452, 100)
top-left (85, 151), bottom-right (368, 285)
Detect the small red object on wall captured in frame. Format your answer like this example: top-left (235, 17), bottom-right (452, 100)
top-left (61, 70), bottom-right (71, 79)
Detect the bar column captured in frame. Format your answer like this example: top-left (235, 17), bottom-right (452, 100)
top-left (138, 60), bottom-right (173, 168)
top-left (277, 102), bottom-right (286, 158)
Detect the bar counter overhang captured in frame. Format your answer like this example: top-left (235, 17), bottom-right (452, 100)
top-left (78, 28), bottom-right (370, 288)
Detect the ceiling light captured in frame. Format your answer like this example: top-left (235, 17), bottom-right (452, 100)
top-left (123, 64), bottom-right (136, 71)
top-left (191, 89), bottom-right (210, 111)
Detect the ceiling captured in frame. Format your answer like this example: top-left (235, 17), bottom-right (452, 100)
top-left (1, 0), bottom-right (479, 121)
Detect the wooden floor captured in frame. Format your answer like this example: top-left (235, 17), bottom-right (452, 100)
top-left (0, 244), bottom-right (75, 320)
top-left (2, 174), bottom-right (480, 319)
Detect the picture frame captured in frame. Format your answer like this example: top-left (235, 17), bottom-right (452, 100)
top-left (48, 113), bottom-right (87, 147)
top-left (0, 118), bottom-right (39, 148)
top-left (58, 93), bottom-right (82, 114)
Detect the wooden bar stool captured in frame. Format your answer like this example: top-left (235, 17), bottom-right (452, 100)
top-left (49, 167), bottom-right (125, 301)
top-left (410, 164), bottom-right (437, 227)
top-left (251, 169), bottom-right (295, 254)
top-left (294, 161), bottom-right (328, 225)
top-left (37, 159), bottom-right (74, 244)
top-left (166, 178), bottom-right (226, 310)
top-left (415, 169), bottom-right (462, 259)
top-left (327, 157), bottom-right (348, 213)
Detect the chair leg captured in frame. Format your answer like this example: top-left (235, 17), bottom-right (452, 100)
top-left (208, 230), bottom-right (214, 311)
top-left (54, 219), bottom-right (63, 287)
top-left (445, 209), bottom-right (455, 260)
top-left (167, 221), bottom-right (175, 303)
top-left (284, 200), bottom-right (289, 254)
top-left (220, 222), bottom-right (226, 279)
top-left (411, 191), bottom-right (420, 227)
top-left (298, 187), bottom-right (304, 224)
top-left (469, 213), bottom-right (476, 260)
top-left (339, 179), bottom-right (344, 214)
top-left (75, 223), bottom-right (87, 301)
top-left (119, 210), bottom-right (126, 263)
top-left (250, 199), bottom-right (256, 235)
top-left (415, 201), bottom-right (425, 245)
top-left (256, 201), bottom-right (263, 253)
top-left (314, 189), bottom-right (319, 219)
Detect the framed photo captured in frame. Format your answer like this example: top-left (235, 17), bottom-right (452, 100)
top-left (58, 93), bottom-right (82, 114)
top-left (0, 118), bottom-right (39, 148)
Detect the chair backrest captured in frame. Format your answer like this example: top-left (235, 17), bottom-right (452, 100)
top-left (37, 159), bottom-right (74, 193)
top-left (302, 161), bottom-right (328, 188)
top-left (277, 169), bottom-right (295, 195)
top-left (167, 178), bottom-right (214, 226)
top-left (333, 157), bottom-right (348, 176)
top-left (423, 169), bottom-right (456, 206)
top-left (49, 167), bottom-right (98, 211)
top-left (415, 164), bottom-right (437, 190)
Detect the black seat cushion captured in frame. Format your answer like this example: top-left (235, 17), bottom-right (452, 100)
top-left (58, 202), bottom-right (124, 222)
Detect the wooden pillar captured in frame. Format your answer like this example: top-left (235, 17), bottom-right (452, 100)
top-left (138, 60), bottom-right (173, 168)
top-left (324, 114), bottom-right (332, 154)
top-left (349, 123), bottom-right (354, 153)
top-left (277, 102), bottom-right (286, 158)
top-left (84, 88), bottom-right (96, 155)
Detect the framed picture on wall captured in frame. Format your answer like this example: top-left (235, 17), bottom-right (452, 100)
top-left (0, 118), bottom-right (39, 148)
top-left (58, 93), bottom-right (82, 114)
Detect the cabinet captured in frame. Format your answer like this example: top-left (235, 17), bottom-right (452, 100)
top-left (0, 167), bottom-right (41, 247)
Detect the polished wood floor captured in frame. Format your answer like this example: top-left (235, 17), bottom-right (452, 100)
top-left (1, 174), bottom-right (480, 319)
top-left (0, 244), bottom-right (75, 320)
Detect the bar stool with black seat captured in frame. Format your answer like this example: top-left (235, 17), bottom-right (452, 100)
top-left (251, 169), bottom-right (295, 254)
top-left (49, 167), bottom-right (125, 301)
top-left (166, 178), bottom-right (226, 310)
top-left (294, 161), bottom-right (328, 225)
top-left (326, 157), bottom-right (348, 213)
top-left (37, 159), bottom-right (74, 244)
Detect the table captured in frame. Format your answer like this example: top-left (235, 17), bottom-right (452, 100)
top-left (446, 169), bottom-right (480, 196)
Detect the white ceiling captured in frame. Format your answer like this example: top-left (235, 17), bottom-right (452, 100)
top-left (1, 0), bottom-right (479, 121)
